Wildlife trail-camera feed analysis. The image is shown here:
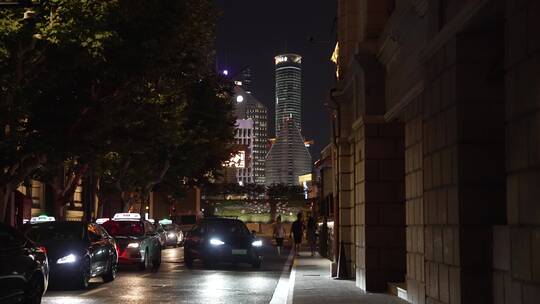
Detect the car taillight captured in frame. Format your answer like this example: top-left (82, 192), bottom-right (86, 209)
top-left (37, 246), bottom-right (47, 254)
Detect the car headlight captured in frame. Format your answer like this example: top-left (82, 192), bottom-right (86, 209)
top-left (127, 242), bottom-right (140, 248)
top-left (252, 240), bottom-right (263, 247)
top-left (168, 233), bottom-right (176, 238)
top-left (209, 238), bottom-right (225, 246)
top-left (57, 254), bottom-right (77, 264)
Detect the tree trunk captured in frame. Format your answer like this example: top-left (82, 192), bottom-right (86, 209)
top-left (0, 185), bottom-right (13, 223)
top-left (269, 199), bottom-right (277, 224)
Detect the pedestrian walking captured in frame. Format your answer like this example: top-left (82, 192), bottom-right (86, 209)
top-left (273, 215), bottom-right (286, 256)
top-left (290, 212), bottom-right (304, 256)
top-left (307, 215), bottom-right (317, 256)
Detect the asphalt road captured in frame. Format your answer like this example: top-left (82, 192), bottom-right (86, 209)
top-left (42, 241), bottom-right (290, 304)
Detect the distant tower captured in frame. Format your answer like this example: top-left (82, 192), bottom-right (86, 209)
top-left (266, 53), bottom-right (311, 186)
top-left (274, 54), bottom-right (302, 133)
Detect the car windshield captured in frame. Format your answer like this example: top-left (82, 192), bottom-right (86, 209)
top-left (25, 222), bottom-right (84, 242)
top-left (102, 221), bottom-right (144, 237)
top-left (180, 215), bottom-right (196, 225)
top-left (162, 224), bottom-right (177, 231)
top-left (206, 220), bottom-right (250, 236)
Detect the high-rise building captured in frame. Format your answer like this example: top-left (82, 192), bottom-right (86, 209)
top-left (234, 67), bottom-right (253, 94)
top-left (234, 86), bottom-right (268, 185)
top-left (274, 54), bottom-right (302, 133)
top-left (265, 53), bottom-right (311, 186)
top-left (265, 117), bottom-right (311, 185)
top-left (232, 118), bottom-right (254, 185)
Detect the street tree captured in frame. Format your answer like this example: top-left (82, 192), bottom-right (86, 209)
top-left (0, 0), bottom-right (235, 222)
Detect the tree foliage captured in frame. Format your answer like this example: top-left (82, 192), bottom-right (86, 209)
top-left (0, 0), bottom-right (235, 222)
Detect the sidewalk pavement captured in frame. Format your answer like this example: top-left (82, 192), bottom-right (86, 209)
top-left (291, 251), bottom-right (409, 304)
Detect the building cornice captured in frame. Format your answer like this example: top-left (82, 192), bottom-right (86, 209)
top-left (352, 115), bottom-right (386, 131)
top-left (385, 81), bottom-right (424, 121)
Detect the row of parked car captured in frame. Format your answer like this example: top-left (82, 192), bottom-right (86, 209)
top-left (1, 213), bottom-right (265, 304)
top-left (0, 213), bottom-right (186, 304)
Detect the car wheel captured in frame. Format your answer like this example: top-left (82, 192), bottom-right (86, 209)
top-left (139, 250), bottom-right (149, 271)
top-left (102, 257), bottom-right (117, 282)
top-left (24, 274), bottom-right (43, 304)
top-left (203, 259), bottom-right (214, 269)
top-left (184, 251), bottom-right (194, 268)
top-left (152, 249), bottom-right (162, 269)
top-left (252, 260), bottom-right (261, 269)
top-left (78, 258), bottom-right (91, 289)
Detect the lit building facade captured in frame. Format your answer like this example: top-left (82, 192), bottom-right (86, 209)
top-left (234, 86), bottom-right (268, 185)
top-left (265, 117), bottom-right (311, 186)
top-left (233, 118), bottom-right (254, 185)
top-left (275, 54), bottom-right (302, 133)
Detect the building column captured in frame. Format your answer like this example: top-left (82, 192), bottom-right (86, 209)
top-left (422, 24), bottom-right (506, 304)
top-left (336, 139), bottom-right (356, 276)
top-left (352, 116), bottom-right (406, 292)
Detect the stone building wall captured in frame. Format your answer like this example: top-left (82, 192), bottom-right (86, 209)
top-left (502, 1), bottom-right (540, 303)
top-left (331, 0), bottom-right (539, 303)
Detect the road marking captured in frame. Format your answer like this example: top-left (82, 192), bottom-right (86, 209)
top-left (269, 251), bottom-right (295, 304)
top-left (286, 261), bottom-right (297, 304)
top-left (81, 287), bottom-right (106, 296)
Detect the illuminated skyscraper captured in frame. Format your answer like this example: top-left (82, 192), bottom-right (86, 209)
top-left (234, 86), bottom-right (268, 185)
top-left (266, 53), bottom-right (311, 185)
top-left (274, 54), bottom-right (302, 133)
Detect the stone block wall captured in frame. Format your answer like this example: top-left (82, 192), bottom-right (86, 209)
top-left (421, 17), bottom-right (506, 304)
top-left (404, 97), bottom-right (425, 304)
top-left (502, 1), bottom-right (540, 303)
top-left (423, 36), bottom-right (462, 304)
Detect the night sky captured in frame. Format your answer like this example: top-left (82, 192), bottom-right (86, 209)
top-left (214, 0), bottom-right (337, 160)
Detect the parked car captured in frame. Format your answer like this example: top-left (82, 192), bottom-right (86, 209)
top-left (154, 223), bottom-right (167, 248)
top-left (101, 213), bottom-right (161, 270)
top-left (21, 221), bottom-right (117, 290)
top-left (159, 220), bottom-right (184, 247)
top-left (174, 214), bottom-right (199, 234)
top-left (0, 223), bottom-right (49, 304)
top-left (183, 217), bottom-right (263, 269)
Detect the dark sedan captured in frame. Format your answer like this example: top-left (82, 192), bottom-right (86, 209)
top-left (183, 218), bottom-right (263, 269)
top-left (22, 221), bottom-right (118, 289)
top-left (0, 223), bottom-right (48, 304)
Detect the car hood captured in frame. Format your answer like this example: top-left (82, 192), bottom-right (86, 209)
top-left (37, 239), bottom-right (88, 261)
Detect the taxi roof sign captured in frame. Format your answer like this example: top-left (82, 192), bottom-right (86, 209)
top-left (113, 213), bottom-right (141, 221)
top-left (30, 215), bottom-right (56, 224)
top-left (95, 218), bottom-right (111, 224)
top-left (159, 219), bottom-right (172, 225)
